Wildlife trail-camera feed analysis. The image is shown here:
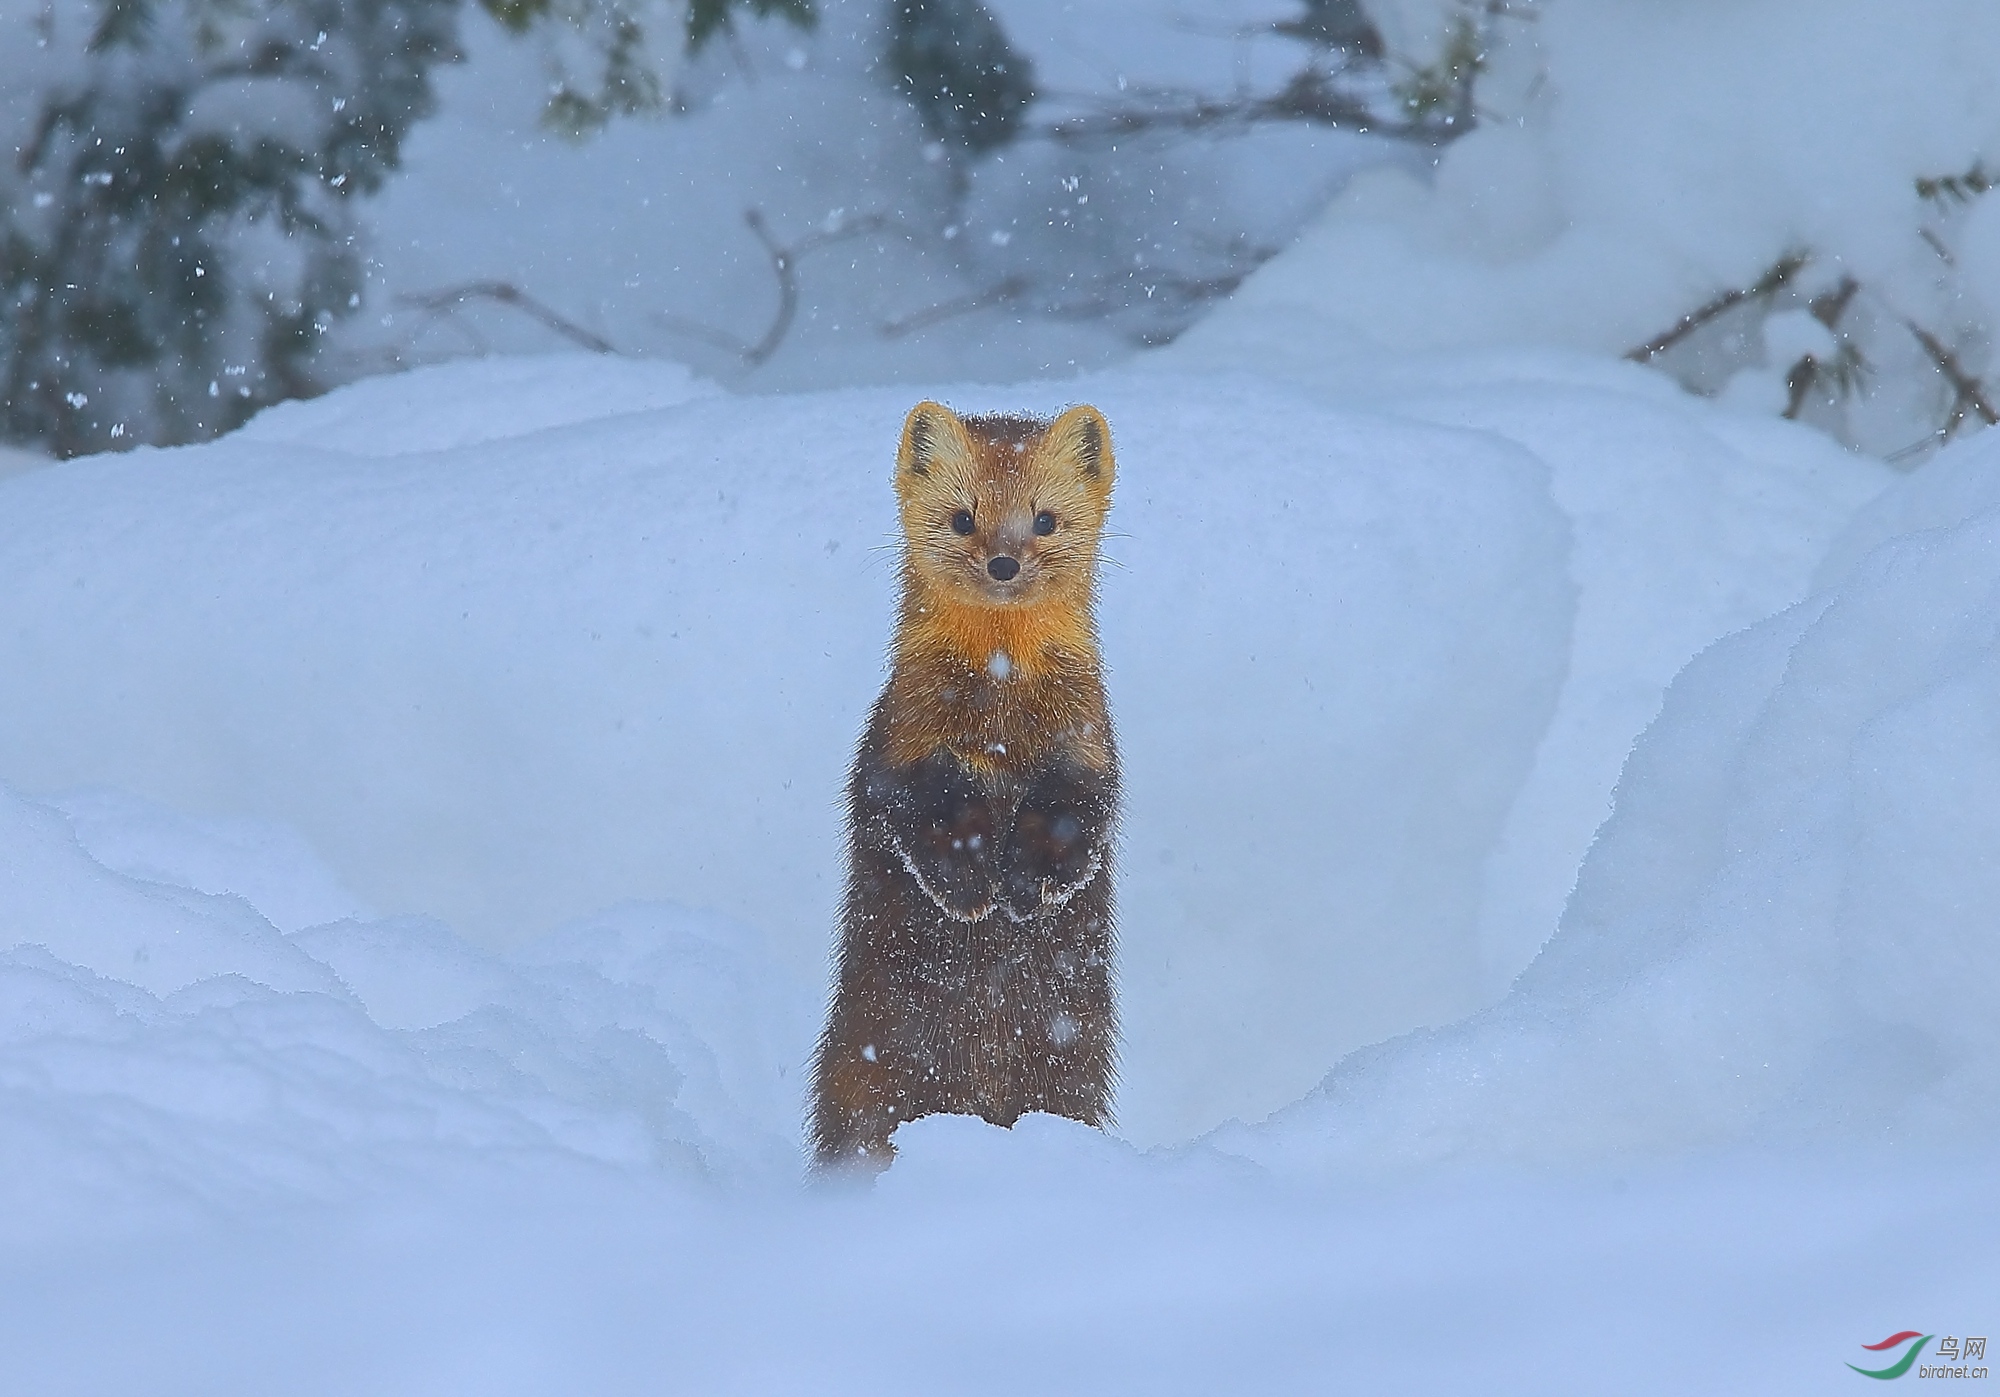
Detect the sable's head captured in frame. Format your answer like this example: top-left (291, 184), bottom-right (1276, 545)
top-left (894, 401), bottom-right (1114, 609)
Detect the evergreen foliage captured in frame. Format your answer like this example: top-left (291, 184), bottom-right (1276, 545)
top-left (1276, 0), bottom-right (1382, 57)
top-left (1391, 7), bottom-right (1484, 133)
top-left (491, 0), bottom-right (815, 136)
top-left (884, 0), bottom-right (1034, 155)
top-left (0, 0), bottom-right (812, 456)
top-left (2, 0), bottom-right (458, 455)
top-left (1916, 161), bottom-right (1995, 208)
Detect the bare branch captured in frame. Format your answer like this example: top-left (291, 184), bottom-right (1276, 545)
top-left (880, 276), bottom-right (1031, 340)
top-left (1029, 65), bottom-right (1429, 148)
top-left (1626, 252), bottom-right (1810, 363)
top-left (655, 207), bottom-right (914, 368)
top-left (398, 280), bottom-right (616, 354)
top-left (1886, 431), bottom-right (1950, 467)
top-left (738, 207), bottom-right (797, 366)
top-left (880, 259), bottom-right (1270, 347)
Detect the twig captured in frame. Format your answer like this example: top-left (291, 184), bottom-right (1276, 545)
top-left (655, 208), bottom-right (909, 367)
top-left (1030, 70), bottom-right (1411, 147)
top-left (1905, 318), bottom-right (1998, 437)
top-left (1885, 431), bottom-right (1950, 467)
top-left (880, 276), bottom-right (1031, 339)
top-left (1626, 252), bottom-right (1810, 362)
top-left (398, 280), bottom-right (616, 354)
top-left (739, 208), bottom-right (798, 365)
top-left (880, 260), bottom-right (1269, 346)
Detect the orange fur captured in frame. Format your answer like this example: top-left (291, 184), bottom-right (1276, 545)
top-left (883, 403), bottom-right (1115, 773)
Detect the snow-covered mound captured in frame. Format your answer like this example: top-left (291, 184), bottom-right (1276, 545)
top-left (1158, 336), bottom-right (1887, 991)
top-left (8, 342), bottom-right (2000, 1392)
top-left (0, 358), bottom-right (1569, 1146)
top-left (1220, 423), bottom-right (2000, 1175)
top-left (0, 347), bottom-right (1885, 1146)
top-left (0, 780), bottom-right (812, 1243)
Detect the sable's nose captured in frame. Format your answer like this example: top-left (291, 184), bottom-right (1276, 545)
top-left (987, 555), bottom-right (1020, 582)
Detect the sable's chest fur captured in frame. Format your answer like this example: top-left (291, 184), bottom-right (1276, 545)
top-left (880, 645), bottom-right (1112, 780)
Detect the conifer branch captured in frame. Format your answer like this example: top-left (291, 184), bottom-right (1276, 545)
top-left (1625, 252), bottom-right (1810, 362)
top-left (1905, 319), bottom-right (1998, 437)
top-left (1782, 275), bottom-right (1860, 420)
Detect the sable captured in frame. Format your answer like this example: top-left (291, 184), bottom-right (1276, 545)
top-left (811, 402), bottom-right (1120, 1168)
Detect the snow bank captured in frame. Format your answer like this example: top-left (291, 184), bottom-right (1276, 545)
top-left (0, 333), bottom-right (1897, 1146)
top-left (1219, 423), bottom-right (2000, 1175)
top-left (0, 358), bottom-right (1580, 1143)
top-left (1156, 332), bottom-right (1885, 990)
top-left (0, 781), bottom-right (810, 1243)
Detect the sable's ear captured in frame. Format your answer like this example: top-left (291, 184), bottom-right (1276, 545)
top-left (1044, 405), bottom-right (1114, 498)
top-left (896, 401), bottom-right (971, 490)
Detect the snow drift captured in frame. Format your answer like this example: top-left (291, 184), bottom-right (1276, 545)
top-left (7, 332), bottom-right (1998, 1395)
top-left (0, 335), bottom-right (1895, 1145)
top-left (1221, 423), bottom-right (2000, 1175)
top-left (0, 356), bottom-right (1582, 1144)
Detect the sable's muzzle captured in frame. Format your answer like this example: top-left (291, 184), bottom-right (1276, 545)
top-left (987, 555), bottom-right (1020, 581)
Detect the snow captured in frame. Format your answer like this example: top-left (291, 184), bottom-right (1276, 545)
top-left (3, 340), bottom-right (1883, 1147)
top-left (1211, 422), bottom-right (2000, 1180)
top-left (8, 1), bottom-right (2000, 1383)
top-left (0, 776), bottom-right (812, 1245)
top-left (328, 0), bottom-right (1407, 389)
top-left (1258, 0), bottom-right (2000, 453)
top-left (11, 319), bottom-right (2000, 1385)
top-left (0, 362), bottom-right (1584, 1143)
top-left (0, 1116), bottom-right (1990, 1391)
top-left (1287, 0), bottom-right (2000, 352)
top-left (334, 8), bottom-right (1133, 389)
top-left (1156, 331), bottom-right (1885, 993)
top-left (237, 353), bottom-right (719, 458)
top-left (0, 445), bottom-right (52, 482)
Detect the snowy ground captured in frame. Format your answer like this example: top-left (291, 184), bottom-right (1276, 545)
top-left (9, 320), bottom-right (1997, 1386)
top-left (0, 347), bottom-right (1881, 1150)
top-left (3, 1133), bottom-right (1992, 1395)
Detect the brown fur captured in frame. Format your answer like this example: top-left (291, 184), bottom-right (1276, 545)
top-left (810, 402), bottom-right (1120, 1168)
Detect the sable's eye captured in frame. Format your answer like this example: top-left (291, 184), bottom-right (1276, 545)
top-left (1033, 510), bottom-right (1056, 536)
top-left (951, 509), bottom-right (975, 536)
